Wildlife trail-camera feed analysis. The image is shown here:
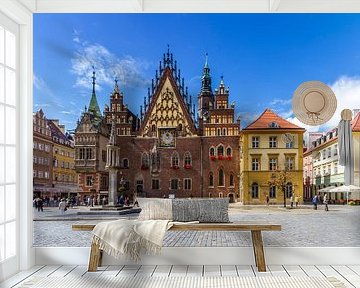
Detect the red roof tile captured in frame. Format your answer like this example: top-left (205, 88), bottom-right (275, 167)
top-left (244, 109), bottom-right (304, 130)
top-left (352, 112), bottom-right (360, 132)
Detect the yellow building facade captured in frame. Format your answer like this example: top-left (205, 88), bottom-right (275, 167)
top-left (48, 120), bottom-right (78, 198)
top-left (240, 109), bottom-right (305, 205)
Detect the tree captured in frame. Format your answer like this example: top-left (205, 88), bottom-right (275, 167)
top-left (268, 169), bottom-right (292, 208)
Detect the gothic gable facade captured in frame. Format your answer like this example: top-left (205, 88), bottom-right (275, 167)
top-left (139, 69), bottom-right (196, 137)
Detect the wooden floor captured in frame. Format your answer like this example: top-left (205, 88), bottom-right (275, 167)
top-left (1, 265), bottom-right (360, 288)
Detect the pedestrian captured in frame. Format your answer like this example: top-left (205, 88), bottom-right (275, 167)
top-left (312, 194), bottom-right (319, 210)
top-left (265, 195), bottom-right (270, 206)
top-left (59, 198), bottom-right (67, 215)
top-left (37, 197), bottom-right (44, 212)
top-left (323, 193), bottom-right (329, 211)
top-left (295, 195), bottom-right (300, 207)
top-left (290, 194), bottom-right (294, 208)
top-left (119, 195), bottom-right (124, 206)
top-left (33, 197), bottom-right (38, 210)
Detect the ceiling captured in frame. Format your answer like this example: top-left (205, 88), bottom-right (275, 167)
top-left (15, 0), bottom-right (360, 13)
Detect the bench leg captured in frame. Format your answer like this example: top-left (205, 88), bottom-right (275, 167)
top-left (88, 241), bottom-right (102, 272)
top-left (251, 231), bottom-right (266, 272)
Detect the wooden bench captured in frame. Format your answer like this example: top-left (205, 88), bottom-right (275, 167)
top-left (72, 222), bottom-right (281, 273)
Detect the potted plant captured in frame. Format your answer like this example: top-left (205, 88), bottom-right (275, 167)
top-left (218, 155), bottom-right (224, 160)
top-left (184, 164), bottom-right (192, 169)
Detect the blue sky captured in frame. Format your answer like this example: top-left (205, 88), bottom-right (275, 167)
top-left (34, 14), bottom-right (360, 132)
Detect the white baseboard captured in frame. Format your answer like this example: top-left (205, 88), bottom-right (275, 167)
top-left (35, 247), bottom-right (360, 266)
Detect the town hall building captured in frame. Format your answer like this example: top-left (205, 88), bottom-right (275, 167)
top-left (74, 49), bottom-right (241, 202)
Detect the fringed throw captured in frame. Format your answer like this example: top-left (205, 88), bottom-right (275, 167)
top-left (92, 219), bottom-right (172, 261)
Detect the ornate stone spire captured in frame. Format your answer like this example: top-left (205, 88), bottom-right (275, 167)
top-left (109, 116), bottom-right (116, 146)
top-left (114, 78), bottom-right (119, 93)
top-left (88, 67), bottom-right (102, 118)
top-left (201, 53), bottom-right (212, 94)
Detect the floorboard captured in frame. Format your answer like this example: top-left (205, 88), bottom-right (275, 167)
top-left (32, 265), bottom-right (61, 277)
top-left (300, 265), bottom-right (324, 277)
top-left (267, 265), bottom-right (288, 277)
top-left (101, 265), bottom-right (124, 277)
top-left (66, 265), bottom-right (88, 277)
top-left (283, 265), bottom-right (308, 277)
top-left (117, 265), bottom-right (140, 277)
top-left (253, 265), bottom-right (272, 277)
top-left (152, 265), bottom-right (172, 277)
top-left (332, 266), bottom-right (360, 288)
top-left (236, 265), bottom-right (255, 277)
top-left (349, 266), bottom-right (360, 276)
top-left (83, 265), bottom-right (108, 278)
top-left (221, 265), bottom-right (238, 277)
top-left (0, 266), bottom-right (45, 288)
top-left (136, 265), bottom-right (156, 277)
top-left (169, 265), bottom-right (187, 277)
top-left (187, 265), bottom-right (203, 277)
top-left (316, 265), bottom-right (353, 288)
top-left (49, 265), bottom-right (77, 277)
top-left (203, 265), bottom-right (221, 277)
top-left (1, 264), bottom-right (358, 287)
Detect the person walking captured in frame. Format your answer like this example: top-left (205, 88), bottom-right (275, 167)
top-left (323, 193), bottom-right (329, 211)
top-left (290, 194), bottom-right (294, 208)
top-left (265, 195), bottom-right (270, 206)
top-left (37, 197), bottom-right (44, 212)
top-left (59, 199), bottom-right (67, 215)
top-left (312, 194), bottom-right (319, 210)
top-left (295, 195), bottom-right (300, 207)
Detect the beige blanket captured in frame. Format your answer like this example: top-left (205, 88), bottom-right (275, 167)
top-left (92, 219), bottom-right (172, 261)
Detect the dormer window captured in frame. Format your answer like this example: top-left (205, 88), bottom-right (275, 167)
top-left (269, 122), bottom-right (279, 128)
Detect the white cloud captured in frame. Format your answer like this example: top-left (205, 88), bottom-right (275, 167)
top-left (269, 98), bottom-right (292, 106)
top-left (34, 103), bottom-right (50, 108)
top-left (33, 74), bottom-right (65, 109)
top-left (71, 33), bottom-right (150, 91)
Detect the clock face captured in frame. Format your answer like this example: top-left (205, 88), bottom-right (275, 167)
top-left (159, 128), bottom-right (175, 147)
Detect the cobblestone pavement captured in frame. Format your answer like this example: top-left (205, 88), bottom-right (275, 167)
top-left (33, 204), bottom-right (360, 247)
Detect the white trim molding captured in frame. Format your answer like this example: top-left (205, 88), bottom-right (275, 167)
top-left (35, 247), bottom-right (360, 266)
top-left (18, 0), bottom-right (360, 13)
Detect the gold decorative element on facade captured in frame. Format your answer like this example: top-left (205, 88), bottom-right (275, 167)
top-left (142, 78), bottom-right (193, 137)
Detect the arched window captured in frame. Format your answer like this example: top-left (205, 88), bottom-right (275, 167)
top-left (141, 153), bottom-right (149, 168)
top-left (123, 158), bottom-right (129, 168)
top-left (223, 128), bottom-right (226, 136)
top-left (251, 183), bottom-right (259, 198)
top-left (229, 174), bottom-right (234, 187)
top-left (218, 169), bottom-right (225, 186)
top-left (226, 147), bottom-right (232, 156)
top-left (209, 172), bottom-right (214, 187)
top-left (184, 151), bottom-right (192, 167)
top-left (178, 123), bottom-right (183, 131)
top-left (151, 124), bottom-right (156, 132)
top-left (209, 147), bottom-right (215, 156)
top-left (171, 152), bottom-right (179, 168)
top-left (217, 145), bottom-right (224, 156)
top-left (286, 182), bottom-right (293, 198)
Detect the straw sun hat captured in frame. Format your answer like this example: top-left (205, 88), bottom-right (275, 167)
top-left (292, 81), bottom-right (337, 126)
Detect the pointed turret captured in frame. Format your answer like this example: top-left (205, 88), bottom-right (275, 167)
top-left (88, 69), bottom-right (102, 119)
top-left (198, 53), bottom-right (215, 132)
top-left (201, 53), bottom-right (212, 94)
